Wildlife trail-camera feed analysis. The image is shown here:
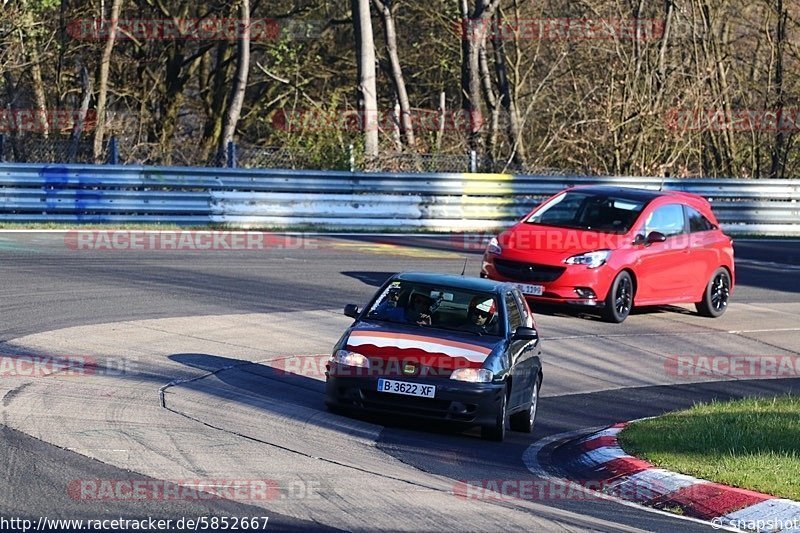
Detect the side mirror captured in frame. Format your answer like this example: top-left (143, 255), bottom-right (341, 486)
top-left (646, 231), bottom-right (667, 244)
top-left (512, 326), bottom-right (539, 341)
top-left (343, 304), bottom-right (360, 319)
top-left (633, 234), bottom-right (646, 246)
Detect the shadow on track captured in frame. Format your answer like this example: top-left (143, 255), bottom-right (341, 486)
top-left (164, 352), bottom-right (800, 533)
top-left (340, 271), bottom-right (395, 288)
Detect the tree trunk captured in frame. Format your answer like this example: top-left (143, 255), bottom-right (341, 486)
top-left (201, 42), bottom-right (234, 160)
top-left (352, 0), bottom-right (379, 159)
top-left (219, 0), bottom-right (251, 166)
top-left (92, 0), bottom-right (123, 162)
top-left (436, 91), bottom-right (446, 152)
top-left (392, 100), bottom-right (403, 151)
top-left (2, 72), bottom-right (21, 160)
top-left (68, 61), bottom-right (93, 163)
top-left (19, 0), bottom-right (49, 138)
top-left (372, 0), bottom-right (415, 150)
top-left (478, 41), bottom-right (497, 163)
top-left (460, 0), bottom-right (501, 158)
top-left (29, 53), bottom-right (49, 138)
top-left (491, 14), bottom-right (526, 167)
top-left (769, 0), bottom-right (787, 179)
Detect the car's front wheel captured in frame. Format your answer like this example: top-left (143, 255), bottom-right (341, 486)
top-left (696, 267), bottom-right (731, 318)
top-left (510, 374), bottom-right (540, 433)
top-left (602, 271), bottom-right (633, 323)
top-left (481, 388), bottom-right (507, 442)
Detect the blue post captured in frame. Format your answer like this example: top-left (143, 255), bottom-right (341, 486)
top-left (227, 141), bottom-right (237, 168)
top-left (0, 134), bottom-right (4, 163)
top-left (107, 136), bottom-right (119, 165)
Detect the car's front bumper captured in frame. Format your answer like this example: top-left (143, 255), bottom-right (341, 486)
top-left (481, 254), bottom-right (615, 307)
top-left (325, 364), bottom-right (505, 427)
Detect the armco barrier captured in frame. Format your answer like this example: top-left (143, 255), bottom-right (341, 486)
top-left (0, 163), bottom-right (798, 234)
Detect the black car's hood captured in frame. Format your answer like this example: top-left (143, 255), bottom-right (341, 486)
top-left (344, 321), bottom-right (503, 369)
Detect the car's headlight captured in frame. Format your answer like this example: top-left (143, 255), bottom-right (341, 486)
top-left (330, 349), bottom-right (370, 368)
top-left (564, 250), bottom-right (611, 268)
top-left (450, 368), bottom-right (494, 383)
top-left (486, 237), bottom-right (502, 255)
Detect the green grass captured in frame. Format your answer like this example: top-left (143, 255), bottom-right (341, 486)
top-left (618, 395), bottom-right (800, 501)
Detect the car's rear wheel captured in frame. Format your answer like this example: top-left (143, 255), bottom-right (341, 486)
top-left (510, 374), bottom-right (540, 433)
top-left (696, 267), bottom-right (731, 318)
top-left (602, 271), bottom-right (633, 323)
top-left (481, 387), bottom-right (507, 442)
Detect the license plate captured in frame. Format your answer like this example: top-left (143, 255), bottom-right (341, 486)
top-left (517, 283), bottom-right (544, 296)
top-left (377, 379), bottom-right (436, 399)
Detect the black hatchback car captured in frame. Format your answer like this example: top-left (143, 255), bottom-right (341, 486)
top-left (325, 272), bottom-right (543, 441)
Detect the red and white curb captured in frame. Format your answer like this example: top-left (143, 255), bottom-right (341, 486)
top-left (565, 423), bottom-right (800, 532)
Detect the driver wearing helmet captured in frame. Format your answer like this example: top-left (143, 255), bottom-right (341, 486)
top-left (463, 295), bottom-right (497, 333)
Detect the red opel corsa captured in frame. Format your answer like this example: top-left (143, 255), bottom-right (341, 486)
top-left (480, 186), bottom-right (735, 323)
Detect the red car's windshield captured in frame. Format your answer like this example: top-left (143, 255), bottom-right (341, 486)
top-left (526, 191), bottom-right (648, 233)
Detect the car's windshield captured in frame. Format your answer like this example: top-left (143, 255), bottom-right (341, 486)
top-left (364, 280), bottom-right (502, 337)
top-left (525, 191), bottom-right (647, 233)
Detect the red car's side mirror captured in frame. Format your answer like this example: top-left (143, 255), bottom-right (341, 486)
top-left (646, 231), bottom-right (667, 244)
top-left (633, 232), bottom-right (667, 245)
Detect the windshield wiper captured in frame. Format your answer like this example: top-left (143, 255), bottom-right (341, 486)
top-left (363, 315), bottom-right (404, 326)
top-left (435, 325), bottom-right (489, 337)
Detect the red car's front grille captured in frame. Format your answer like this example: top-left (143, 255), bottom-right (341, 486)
top-left (493, 258), bottom-right (565, 282)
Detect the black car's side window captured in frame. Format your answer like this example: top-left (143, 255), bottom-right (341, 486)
top-left (685, 206), bottom-right (716, 233)
top-left (644, 204), bottom-right (686, 237)
top-left (505, 293), bottom-right (522, 334)
top-left (512, 290), bottom-right (533, 327)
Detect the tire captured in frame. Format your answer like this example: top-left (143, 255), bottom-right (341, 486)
top-left (481, 387), bottom-right (507, 442)
top-left (695, 267), bottom-right (731, 318)
top-left (510, 374), bottom-right (540, 433)
top-left (602, 271), bottom-right (633, 323)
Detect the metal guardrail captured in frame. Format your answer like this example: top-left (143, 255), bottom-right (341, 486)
top-left (0, 163), bottom-right (798, 234)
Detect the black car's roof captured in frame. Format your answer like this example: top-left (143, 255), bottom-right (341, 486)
top-left (568, 185), bottom-right (672, 202)
top-left (392, 272), bottom-right (511, 294)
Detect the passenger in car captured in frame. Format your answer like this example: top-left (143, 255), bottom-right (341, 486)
top-left (460, 296), bottom-right (497, 334)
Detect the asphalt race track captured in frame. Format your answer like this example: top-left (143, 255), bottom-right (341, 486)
top-left (1, 232), bottom-right (799, 532)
